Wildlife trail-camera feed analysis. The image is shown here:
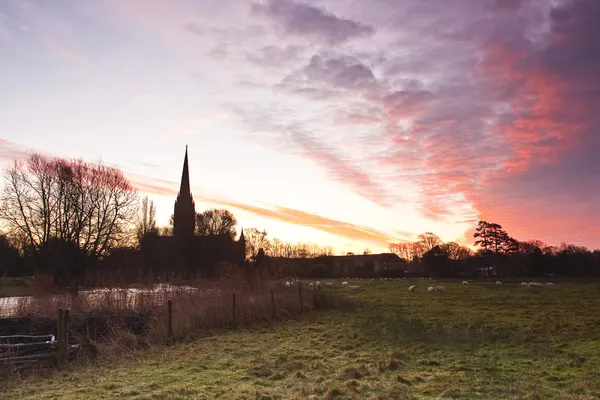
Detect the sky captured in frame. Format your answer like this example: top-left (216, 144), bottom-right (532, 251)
top-left (1, 0), bottom-right (599, 254)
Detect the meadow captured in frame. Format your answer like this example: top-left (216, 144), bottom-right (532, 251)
top-left (2, 278), bottom-right (600, 399)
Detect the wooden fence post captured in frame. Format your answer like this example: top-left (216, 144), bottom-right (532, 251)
top-left (298, 286), bottom-right (303, 310)
top-left (271, 289), bottom-right (276, 317)
top-left (167, 300), bottom-right (173, 340)
top-left (56, 308), bottom-right (63, 367)
top-left (232, 293), bottom-right (237, 326)
top-left (62, 309), bottom-right (69, 365)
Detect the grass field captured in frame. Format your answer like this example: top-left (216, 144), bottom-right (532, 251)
top-left (3, 279), bottom-right (600, 399)
top-left (0, 277), bottom-right (32, 297)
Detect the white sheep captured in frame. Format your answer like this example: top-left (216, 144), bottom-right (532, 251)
top-left (496, 281), bottom-right (502, 286)
top-left (342, 281), bottom-right (348, 287)
top-left (315, 281), bottom-right (321, 290)
top-left (521, 282), bottom-right (528, 287)
top-left (462, 281), bottom-right (468, 285)
top-left (435, 286), bottom-right (446, 294)
top-left (545, 282), bottom-right (555, 286)
top-left (408, 285), bottom-right (416, 292)
top-left (285, 281), bottom-right (291, 288)
top-left (427, 286), bottom-right (435, 292)
top-left (308, 282), bottom-right (314, 290)
top-left (529, 282), bottom-right (544, 287)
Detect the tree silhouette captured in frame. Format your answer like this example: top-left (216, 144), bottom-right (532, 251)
top-left (440, 241), bottom-right (472, 260)
top-left (417, 232), bottom-right (442, 253)
top-left (136, 196), bottom-right (158, 244)
top-left (195, 209), bottom-right (237, 238)
top-left (244, 228), bottom-right (269, 259)
top-left (0, 153), bottom-right (138, 266)
top-left (473, 220), bottom-right (519, 255)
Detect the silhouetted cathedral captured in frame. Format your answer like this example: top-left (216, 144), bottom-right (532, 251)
top-left (140, 147), bottom-right (246, 277)
top-left (173, 146), bottom-right (196, 238)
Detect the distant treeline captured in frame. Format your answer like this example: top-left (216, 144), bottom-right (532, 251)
top-left (0, 153), bottom-right (598, 286)
top-left (387, 222), bottom-right (600, 278)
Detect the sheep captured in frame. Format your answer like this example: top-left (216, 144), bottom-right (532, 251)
top-left (408, 285), bottom-right (416, 292)
top-left (462, 281), bottom-right (468, 285)
top-left (427, 286), bottom-right (435, 292)
top-left (315, 281), bottom-right (321, 290)
top-left (308, 282), bottom-right (314, 290)
top-left (285, 281), bottom-right (291, 288)
top-left (545, 282), bottom-right (555, 286)
top-left (521, 282), bottom-right (528, 287)
top-left (495, 281), bottom-right (502, 286)
top-left (529, 282), bottom-right (544, 287)
top-left (342, 281), bottom-right (348, 287)
top-left (435, 286), bottom-right (446, 294)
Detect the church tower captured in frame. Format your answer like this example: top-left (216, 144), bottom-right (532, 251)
top-left (173, 146), bottom-right (196, 238)
top-left (238, 228), bottom-right (246, 261)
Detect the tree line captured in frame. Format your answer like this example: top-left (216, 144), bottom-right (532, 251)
top-left (387, 221), bottom-right (600, 278)
top-left (0, 153), bottom-right (598, 285)
top-left (0, 154), bottom-right (338, 285)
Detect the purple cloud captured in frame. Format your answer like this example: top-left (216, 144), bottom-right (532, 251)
top-left (251, 0), bottom-right (374, 44)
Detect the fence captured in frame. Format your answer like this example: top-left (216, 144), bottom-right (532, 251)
top-left (0, 284), bottom-right (318, 373)
top-left (0, 308), bottom-right (79, 375)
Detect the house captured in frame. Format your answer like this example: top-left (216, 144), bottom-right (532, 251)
top-left (329, 253), bottom-right (406, 277)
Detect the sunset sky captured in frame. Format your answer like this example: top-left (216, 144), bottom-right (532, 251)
top-left (1, 0), bottom-right (599, 254)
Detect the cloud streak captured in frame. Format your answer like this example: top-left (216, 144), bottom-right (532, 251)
top-left (0, 140), bottom-right (399, 248)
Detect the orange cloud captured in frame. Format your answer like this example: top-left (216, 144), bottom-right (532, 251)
top-left (122, 170), bottom-right (399, 246)
top-left (0, 139), bottom-right (400, 248)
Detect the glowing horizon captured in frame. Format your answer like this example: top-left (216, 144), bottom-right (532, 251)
top-left (1, 0), bottom-right (599, 253)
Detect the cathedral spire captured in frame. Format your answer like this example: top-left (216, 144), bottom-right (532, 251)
top-left (173, 145), bottom-right (195, 238)
top-left (179, 145), bottom-right (191, 197)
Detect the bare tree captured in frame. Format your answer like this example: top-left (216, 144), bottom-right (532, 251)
top-left (389, 242), bottom-right (413, 261)
top-left (417, 232), bottom-right (442, 253)
top-left (440, 242), bottom-right (472, 260)
top-left (267, 238), bottom-right (285, 257)
top-left (195, 209), bottom-right (237, 239)
top-left (0, 153), bottom-right (138, 262)
top-left (321, 246), bottom-right (334, 256)
top-left (136, 196), bottom-right (157, 243)
top-left (244, 228), bottom-right (269, 259)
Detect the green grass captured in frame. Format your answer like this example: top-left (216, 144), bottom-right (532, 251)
top-left (3, 279), bottom-right (600, 399)
top-left (0, 277), bottom-right (32, 297)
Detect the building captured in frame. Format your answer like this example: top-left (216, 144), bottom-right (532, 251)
top-left (140, 147), bottom-right (246, 277)
top-left (329, 253), bottom-right (406, 276)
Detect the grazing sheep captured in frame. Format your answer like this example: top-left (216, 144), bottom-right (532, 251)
top-left (521, 282), bottom-right (528, 287)
top-left (315, 281), bottom-right (321, 290)
top-left (285, 281), bottom-right (291, 288)
top-left (427, 286), bottom-right (435, 292)
top-left (546, 282), bottom-right (555, 286)
top-left (408, 285), bottom-right (416, 292)
top-left (529, 282), bottom-right (544, 287)
top-left (308, 282), bottom-right (314, 290)
top-left (435, 286), bottom-right (446, 294)
top-left (462, 281), bottom-right (468, 285)
top-left (496, 281), bottom-right (502, 286)
top-left (342, 281), bottom-right (348, 287)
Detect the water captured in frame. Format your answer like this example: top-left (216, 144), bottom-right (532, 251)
top-left (0, 283), bottom-right (214, 317)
